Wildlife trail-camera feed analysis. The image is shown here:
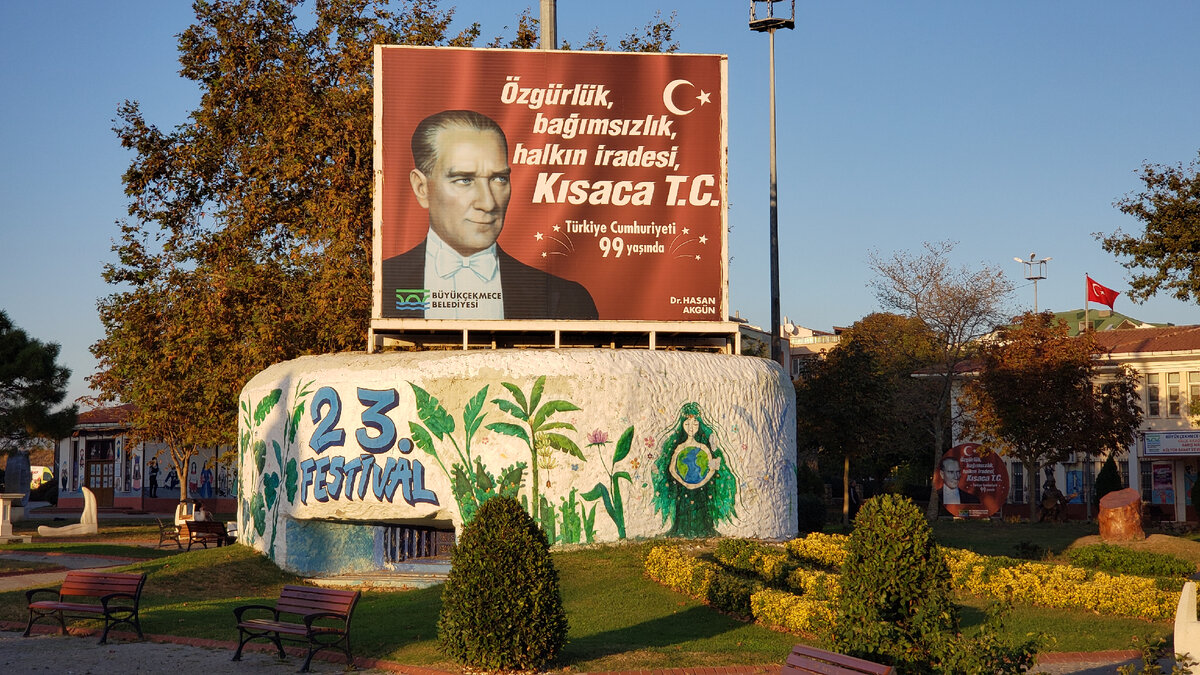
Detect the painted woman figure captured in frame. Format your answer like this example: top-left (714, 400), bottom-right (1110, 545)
top-left (652, 402), bottom-right (737, 537)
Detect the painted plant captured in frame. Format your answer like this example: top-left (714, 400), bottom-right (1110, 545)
top-left (238, 379), bottom-right (311, 559)
top-left (487, 376), bottom-right (585, 524)
top-left (581, 426), bottom-right (634, 539)
top-left (407, 382), bottom-right (525, 523)
top-left (651, 402), bottom-right (738, 537)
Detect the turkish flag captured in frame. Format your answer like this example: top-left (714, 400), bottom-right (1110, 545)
top-left (1087, 275), bottom-right (1119, 309)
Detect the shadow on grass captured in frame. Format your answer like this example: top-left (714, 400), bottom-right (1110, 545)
top-left (564, 605), bottom-right (743, 661)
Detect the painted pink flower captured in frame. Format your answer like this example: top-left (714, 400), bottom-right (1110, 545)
top-left (586, 429), bottom-right (610, 446)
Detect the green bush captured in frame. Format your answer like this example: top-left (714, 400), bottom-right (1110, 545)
top-left (831, 494), bottom-right (959, 670)
top-left (437, 496), bottom-right (568, 671)
top-left (1094, 454), bottom-right (1124, 505)
top-left (1066, 544), bottom-right (1195, 579)
top-left (796, 493), bottom-right (826, 535)
top-left (832, 497), bottom-right (1040, 672)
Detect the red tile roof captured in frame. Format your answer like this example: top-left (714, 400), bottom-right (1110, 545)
top-left (1092, 325), bottom-right (1200, 354)
top-left (76, 403), bottom-right (137, 426)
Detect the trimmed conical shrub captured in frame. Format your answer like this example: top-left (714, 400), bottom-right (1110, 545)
top-left (437, 496), bottom-right (568, 671)
top-left (831, 493), bottom-right (958, 670)
top-left (1093, 453), bottom-right (1123, 505)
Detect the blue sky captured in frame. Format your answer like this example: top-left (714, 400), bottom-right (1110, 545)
top-left (3, 1), bottom-right (1200, 405)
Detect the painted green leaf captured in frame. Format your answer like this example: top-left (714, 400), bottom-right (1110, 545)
top-left (463, 385), bottom-right (489, 438)
top-left (253, 439), bottom-right (267, 474)
top-left (272, 439), bottom-right (282, 470)
top-left (491, 397), bottom-right (528, 421)
top-left (531, 399), bottom-right (582, 429)
top-left (264, 472), bottom-right (280, 510)
top-left (285, 458), bottom-right (298, 503)
top-left (528, 376), bottom-right (546, 414)
top-left (472, 459), bottom-right (496, 492)
top-left (613, 471), bottom-right (633, 484)
top-left (251, 494), bottom-right (266, 536)
top-left (581, 483), bottom-right (609, 503)
top-left (254, 389), bottom-right (282, 424)
top-left (408, 422), bottom-right (437, 456)
top-left (542, 432), bottom-right (585, 461)
top-left (613, 425), bottom-right (635, 463)
top-left (485, 421), bottom-right (529, 444)
top-left (538, 421), bottom-right (574, 432)
top-left (409, 383), bottom-right (455, 439)
top-left (499, 381), bottom-right (529, 412)
top-left (286, 402), bottom-right (305, 445)
top-left (498, 463), bottom-right (526, 497)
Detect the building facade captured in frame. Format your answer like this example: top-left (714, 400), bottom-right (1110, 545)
top-left (963, 325), bottom-right (1200, 522)
top-left (54, 404), bottom-right (236, 513)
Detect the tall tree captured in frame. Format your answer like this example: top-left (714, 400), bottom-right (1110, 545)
top-left (1099, 151), bottom-right (1200, 304)
top-left (91, 0), bottom-right (677, 495)
top-left (795, 339), bottom-right (892, 525)
top-left (958, 312), bottom-right (1143, 522)
top-left (836, 313), bottom-right (943, 487)
top-left (868, 241), bottom-right (1012, 518)
top-left (0, 311), bottom-right (77, 455)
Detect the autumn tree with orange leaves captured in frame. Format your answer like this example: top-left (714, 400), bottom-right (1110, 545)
top-left (958, 312), bottom-right (1142, 522)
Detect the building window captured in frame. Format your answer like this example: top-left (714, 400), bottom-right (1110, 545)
top-left (1169, 372), bottom-right (1182, 416)
top-left (1190, 372), bottom-right (1200, 419)
top-left (1147, 374), bottom-right (1161, 416)
top-left (1118, 459), bottom-right (1129, 489)
top-left (1011, 462), bottom-right (1025, 504)
top-left (1141, 461), bottom-right (1153, 503)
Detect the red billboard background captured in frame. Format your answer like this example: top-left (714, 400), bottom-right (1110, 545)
top-left (373, 46), bottom-right (728, 322)
top-left (933, 443), bottom-right (1010, 518)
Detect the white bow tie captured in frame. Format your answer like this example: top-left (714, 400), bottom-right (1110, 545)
top-left (434, 248), bottom-right (498, 281)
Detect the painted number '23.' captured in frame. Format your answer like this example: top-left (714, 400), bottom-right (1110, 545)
top-left (309, 386), bottom-right (415, 455)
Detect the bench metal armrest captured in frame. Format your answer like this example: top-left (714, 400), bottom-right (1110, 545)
top-left (25, 588), bottom-right (59, 603)
top-left (233, 604), bottom-right (280, 622)
top-left (302, 611), bottom-right (350, 630)
top-left (100, 591), bottom-right (139, 609)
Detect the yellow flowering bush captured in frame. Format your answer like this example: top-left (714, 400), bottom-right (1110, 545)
top-left (784, 532), bottom-right (849, 568)
top-left (750, 588), bottom-right (835, 635)
top-left (809, 536), bottom-right (1179, 620)
top-left (644, 545), bottom-right (715, 598)
top-left (785, 567), bottom-right (841, 601)
top-left (649, 534), bottom-right (1180, 628)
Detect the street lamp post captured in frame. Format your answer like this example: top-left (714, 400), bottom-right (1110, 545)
top-left (1013, 253), bottom-right (1051, 312)
top-left (749, 1), bottom-right (794, 365)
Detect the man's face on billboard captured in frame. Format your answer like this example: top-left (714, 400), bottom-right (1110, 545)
top-left (940, 459), bottom-right (961, 490)
top-left (410, 127), bottom-right (511, 257)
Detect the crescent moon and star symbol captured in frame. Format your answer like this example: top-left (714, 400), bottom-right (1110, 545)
top-left (663, 79), bottom-right (712, 116)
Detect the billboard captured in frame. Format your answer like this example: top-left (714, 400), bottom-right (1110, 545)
top-left (372, 46), bottom-right (728, 322)
top-left (933, 443), bottom-right (1009, 518)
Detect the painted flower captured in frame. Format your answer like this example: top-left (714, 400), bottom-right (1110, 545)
top-left (586, 429), bottom-right (610, 447)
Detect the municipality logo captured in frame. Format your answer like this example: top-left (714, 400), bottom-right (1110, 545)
top-left (395, 289), bottom-right (430, 311)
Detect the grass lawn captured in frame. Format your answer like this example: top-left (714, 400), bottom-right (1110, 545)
top-left (0, 522), bottom-right (1177, 667)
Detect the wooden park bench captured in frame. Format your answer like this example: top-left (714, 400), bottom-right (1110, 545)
top-left (232, 584), bottom-right (361, 672)
top-left (157, 517), bottom-right (181, 549)
top-left (782, 644), bottom-right (894, 675)
top-left (180, 519), bottom-right (233, 550)
top-left (23, 570), bottom-right (146, 644)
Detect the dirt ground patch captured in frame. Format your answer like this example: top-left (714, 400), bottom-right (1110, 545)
top-left (1065, 533), bottom-right (1200, 569)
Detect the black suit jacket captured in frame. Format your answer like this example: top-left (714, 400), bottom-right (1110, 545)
top-left (380, 240), bottom-right (598, 319)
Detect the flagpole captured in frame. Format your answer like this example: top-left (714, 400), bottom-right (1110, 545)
top-left (1084, 274), bottom-right (1090, 334)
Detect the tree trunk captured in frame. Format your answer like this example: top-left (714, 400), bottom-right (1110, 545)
top-left (842, 455), bottom-right (851, 527)
top-left (1026, 460), bottom-right (1040, 523)
top-left (926, 422), bottom-right (945, 520)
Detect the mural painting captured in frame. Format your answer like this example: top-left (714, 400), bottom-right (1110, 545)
top-left (237, 351), bottom-right (797, 574)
